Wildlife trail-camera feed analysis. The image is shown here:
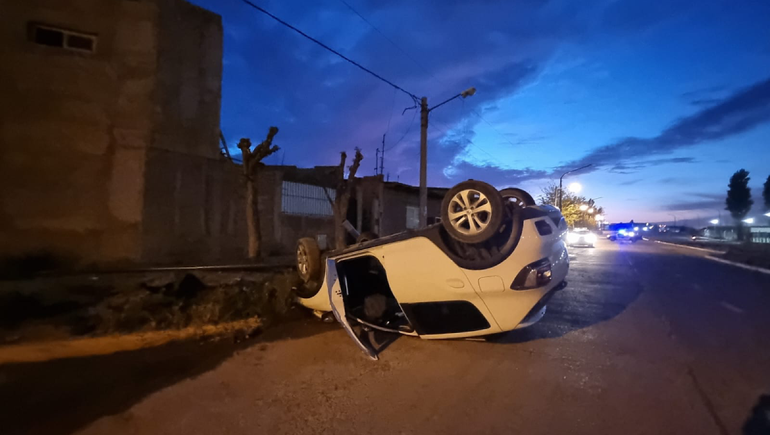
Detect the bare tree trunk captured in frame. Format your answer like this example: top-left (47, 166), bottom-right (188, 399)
top-left (237, 127), bottom-right (279, 260)
top-left (331, 149), bottom-right (364, 250)
top-left (241, 150), bottom-right (258, 259)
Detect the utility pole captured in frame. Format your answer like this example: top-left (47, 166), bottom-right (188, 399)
top-left (418, 87), bottom-right (476, 227)
top-left (380, 133), bottom-right (385, 177)
top-left (374, 148), bottom-right (380, 175)
top-left (419, 97), bottom-right (429, 228)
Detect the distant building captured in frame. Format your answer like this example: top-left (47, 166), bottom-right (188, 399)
top-left (0, 0), bottom-right (232, 267)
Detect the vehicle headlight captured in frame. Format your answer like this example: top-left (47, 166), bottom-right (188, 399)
top-left (567, 233), bottom-right (579, 243)
top-left (586, 233), bottom-right (597, 243)
top-left (628, 231), bottom-right (635, 237)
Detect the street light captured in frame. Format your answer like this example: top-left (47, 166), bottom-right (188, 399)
top-left (743, 217), bottom-right (754, 224)
top-left (579, 204), bottom-right (589, 211)
top-left (558, 164), bottom-right (592, 210)
top-left (419, 87), bottom-right (476, 227)
top-left (588, 208), bottom-right (594, 214)
top-left (765, 212), bottom-right (770, 217)
top-left (709, 219), bottom-right (719, 225)
top-left (568, 182), bottom-right (582, 193)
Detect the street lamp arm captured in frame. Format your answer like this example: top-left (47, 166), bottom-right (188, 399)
top-left (428, 87), bottom-right (476, 112)
top-left (429, 93), bottom-right (462, 112)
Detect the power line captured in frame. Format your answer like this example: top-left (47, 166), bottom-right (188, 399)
top-left (238, 0), bottom-right (419, 101)
top-left (338, 0), bottom-right (433, 86)
top-left (338, 0), bottom-right (518, 151)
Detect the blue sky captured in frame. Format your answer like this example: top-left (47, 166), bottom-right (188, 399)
top-left (190, 0), bottom-right (770, 224)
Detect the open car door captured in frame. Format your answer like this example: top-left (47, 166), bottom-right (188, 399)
top-left (326, 258), bottom-right (379, 360)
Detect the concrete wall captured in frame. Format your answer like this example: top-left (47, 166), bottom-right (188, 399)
top-left (140, 0), bottom-right (228, 264)
top-left (257, 167), bottom-right (336, 255)
top-left (0, 0), bottom-right (228, 267)
top-left (380, 185), bottom-right (445, 236)
top-left (0, 0), bottom-right (160, 265)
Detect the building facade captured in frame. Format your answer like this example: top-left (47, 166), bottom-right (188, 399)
top-left (0, 0), bottom-right (233, 267)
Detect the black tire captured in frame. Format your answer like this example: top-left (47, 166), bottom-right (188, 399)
top-left (609, 236), bottom-right (617, 241)
top-left (499, 187), bottom-right (536, 209)
top-left (441, 180), bottom-right (505, 244)
top-left (296, 237), bottom-right (322, 283)
top-left (356, 231), bottom-right (379, 243)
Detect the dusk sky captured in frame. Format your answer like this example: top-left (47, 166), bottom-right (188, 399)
top-left (191, 0), bottom-right (770, 224)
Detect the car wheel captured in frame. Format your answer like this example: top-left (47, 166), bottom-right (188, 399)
top-left (609, 236), bottom-right (616, 241)
top-left (296, 238), bottom-right (322, 298)
top-left (356, 231), bottom-right (379, 243)
top-left (441, 180), bottom-right (505, 244)
top-left (499, 187), bottom-right (536, 209)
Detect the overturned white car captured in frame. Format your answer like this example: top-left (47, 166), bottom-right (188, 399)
top-left (294, 180), bottom-right (569, 359)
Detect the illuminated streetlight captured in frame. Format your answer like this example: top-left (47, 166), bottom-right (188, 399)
top-left (765, 212), bottom-right (770, 217)
top-left (743, 217), bottom-right (754, 224)
top-left (587, 208), bottom-right (594, 214)
top-left (579, 204), bottom-right (588, 211)
top-left (568, 182), bottom-right (583, 193)
top-left (709, 219), bottom-right (719, 225)
top-left (595, 215), bottom-right (604, 221)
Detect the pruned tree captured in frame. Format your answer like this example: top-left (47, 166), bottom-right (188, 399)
top-left (763, 174), bottom-right (770, 223)
top-left (725, 169), bottom-right (753, 242)
top-left (237, 127), bottom-right (279, 259)
top-left (324, 148), bottom-right (363, 249)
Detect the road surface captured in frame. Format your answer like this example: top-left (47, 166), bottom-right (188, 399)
top-left (2, 239), bottom-right (769, 435)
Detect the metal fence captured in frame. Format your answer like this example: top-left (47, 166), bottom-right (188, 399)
top-left (281, 181), bottom-right (335, 217)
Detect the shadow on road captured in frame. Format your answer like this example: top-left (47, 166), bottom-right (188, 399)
top-left (491, 247), bottom-right (647, 345)
top-left (0, 313), bottom-right (335, 435)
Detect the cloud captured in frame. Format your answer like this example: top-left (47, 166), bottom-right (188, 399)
top-left (663, 193), bottom-right (725, 212)
top-left (443, 161), bottom-right (548, 188)
top-left (555, 76), bottom-right (770, 175)
top-left (608, 157), bottom-right (697, 173)
top-left (201, 0), bottom-right (589, 173)
top-left (427, 75), bottom-right (770, 188)
top-left (620, 179), bottom-right (643, 186)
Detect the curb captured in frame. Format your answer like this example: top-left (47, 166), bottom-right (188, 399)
top-left (705, 256), bottom-right (770, 276)
top-left (649, 239), bottom-right (726, 255)
top-left (0, 317), bottom-right (261, 365)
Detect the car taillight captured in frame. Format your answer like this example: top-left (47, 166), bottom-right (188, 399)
top-left (511, 258), bottom-right (552, 290)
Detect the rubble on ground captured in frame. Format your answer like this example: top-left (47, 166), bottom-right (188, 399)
top-left (0, 269), bottom-right (302, 344)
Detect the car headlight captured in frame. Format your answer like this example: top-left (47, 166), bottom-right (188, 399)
top-left (586, 233), bottom-right (597, 243)
top-left (628, 231), bottom-right (635, 237)
top-left (567, 233), bottom-right (579, 243)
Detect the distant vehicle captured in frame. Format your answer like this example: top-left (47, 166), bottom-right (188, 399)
top-left (606, 222), bottom-right (642, 243)
top-left (567, 228), bottom-right (596, 248)
top-left (294, 180), bottom-right (570, 359)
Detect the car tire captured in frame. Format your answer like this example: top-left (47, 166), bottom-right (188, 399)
top-left (499, 187), bottom-right (536, 209)
top-left (356, 231), bottom-right (379, 243)
top-left (296, 237), bottom-right (322, 283)
top-left (609, 236), bottom-right (616, 241)
top-left (441, 180), bottom-right (505, 244)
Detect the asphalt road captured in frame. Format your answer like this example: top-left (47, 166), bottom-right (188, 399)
top-left (2, 239), bottom-right (770, 435)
